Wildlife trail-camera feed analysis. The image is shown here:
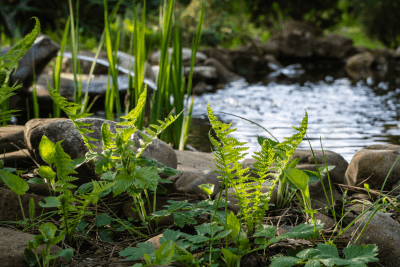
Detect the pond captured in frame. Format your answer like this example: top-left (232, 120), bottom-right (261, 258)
top-left (191, 76), bottom-right (400, 163)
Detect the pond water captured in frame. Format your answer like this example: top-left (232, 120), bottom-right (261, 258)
top-left (191, 76), bottom-right (400, 163)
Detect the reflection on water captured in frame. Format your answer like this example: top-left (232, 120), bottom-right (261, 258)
top-left (191, 78), bottom-right (400, 163)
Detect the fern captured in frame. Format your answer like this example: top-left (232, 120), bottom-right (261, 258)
top-left (52, 141), bottom-right (79, 194)
top-left (47, 82), bottom-right (98, 151)
top-left (0, 17), bottom-right (40, 125)
top-left (257, 111), bottom-right (308, 209)
top-left (207, 104), bottom-right (266, 235)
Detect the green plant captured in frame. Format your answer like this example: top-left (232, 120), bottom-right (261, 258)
top-left (270, 243), bottom-right (379, 267)
top-left (37, 134), bottom-right (114, 242)
top-left (0, 17), bottom-right (40, 125)
top-left (24, 222), bottom-right (74, 267)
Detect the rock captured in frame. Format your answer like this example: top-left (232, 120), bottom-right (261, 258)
top-left (1, 34), bottom-right (60, 96)
top-left (25, 118), bottom-right (177, 184)
top-left (231, 54), bottom-right (266, 78)
top-left (2, 149), bottom-right (34, 169)
top-left (33, 72), bottom-right (153, 101)
top-left (175, 150), bottom-right (215, 172)
top-left (292, 149), bottom-right (349, 185)
top-left (0, 125), bottom-right (26, 153)
top-left (204, 58), bottom-right (243, 83)
top-left (184, 66), bottom-right (217, 81)
top-left (260, 34), bottom-right (282, 57)
top-left (351, 211), bottom-right (400, 267)
top-left (192, 81), bottom-right (214, 95)
top-left (0, 227), bottom-right (60, 267)
top-left (263, 54), bottom-right (283, 71)
top-left (314, 212), bottom-right (335, 230)
top-left (265, 20), bottom-right (315, 58)
top-left (168, 170), bottom-right (222, 199)
top-left (62, 50), bottom-right (109, 75)
top-left (345, 144), bottom-right (400, 191)
top-left (149, 48), bottom-right (207, 66)
top-left (345, 52), bottom-right (374, 80)
top-left (0, 187), bottom-right (48, 221)
top-left (314, 34), bottom-right (353, 59)
top-left (62, 50), bottom-right (156, 83)
top-left (309, 175), bottom-right (343, 210)
top-left (200, 48), bottom-right (235, 71)
top-left (392, 180), bottom-right (400, 197)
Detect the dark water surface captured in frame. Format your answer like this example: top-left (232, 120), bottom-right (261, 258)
top-left (191, 77), bottom-right (400, 163)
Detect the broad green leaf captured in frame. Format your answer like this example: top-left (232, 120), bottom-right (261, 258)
top-left (39, 135), bottom-right (56, 164)
top-left (46, 248), bottom-right (74, 261)
top-left (195, 222), bottom-right (224, 237)
top-left (199, 183), bottom-right (214, 196)
top-left (278, 223), bottom-right (323, 241)
top-left (50, 248), bottom-right (74, 260)
top-left (318, 166), bottom-right (335, 173)
top-left (39, 196), bottom-right (60, 208)
top-left (226, 212), bottom-right (241, 240)
top-left (24, 248), bottom-right (38, 266)
top-left (99, 230), bottom-right (114, 242)
top-left (71, 157), bottom-right (85, 168)
top-left (173, 211), bottom-right (197, 228)
top-left (95, 213), bottom-right (112, 227)
top-left (37, 166), bottom-right (56, 180)
top-left (75, 182), bottom-right (94, 195)
top-left (113, 173), bottom-right (134, 196)
top-left (213, 229), bottom-right (232, 240)
top-left (304, 259), bottom-right (322, 267)
top-left (302, 170), bottom-right (321, 184)
top-left (283, 168), bottom-right (309, 191)
top-left (27, 177), bottom-right (45, 184)
top-left (254, 224), bottom-right (275, 239)
top-left (221, 248), bottom-right (242, 267)
top-left (39, 222), bottom-right (57, 240)
top-left (134, 166), bottom-right (160, 192)
top-left (154, 240), bottom-right (174, 265)
top-left (119, 242), bottom-right (155, 260)
top-left (343, 244), bottom-right (379, 264)
top-left (0, 170), bottom-right (29, 195)
top-left (160, 229), bottom-right (181, 244)
top-left (270, 256), bottom-right (300, 267)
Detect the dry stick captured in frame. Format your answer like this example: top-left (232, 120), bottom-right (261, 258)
top-left (11, 141), bottom-right (40, 168)
top-left (276, 204), bottom-right (291, 234)
top-left (355, 174), bottom-right (374, 187)
top-left (335, 183), bottom-right (394, 203)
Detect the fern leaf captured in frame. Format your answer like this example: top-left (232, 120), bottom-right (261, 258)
top-left (118, 86), bottom-right (147, 126)
top-left (47, 83), bottom-right (97, 151)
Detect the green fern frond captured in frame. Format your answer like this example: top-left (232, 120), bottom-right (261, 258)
top-left (47, 83), bottom-right (97, 151)
top-left (118, 86), bottom-right (147, 126)
top-left (53, 141), bottom-right (78, 194)
top-left (101, 123), bottom-right (116, 150)
top-left (0, 17), bottom-right (40, 71)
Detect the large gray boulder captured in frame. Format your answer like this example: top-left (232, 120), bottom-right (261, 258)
top-left (24, 118), bottom-right (177, 184)
top-left (350, 211), bottom-right (400, 267)
top-left (345, 144), bottom-right (400, 191)
top-left (292, 149), bottom-right (349, 185)
top-left (149, 47), bottom-right (207, 66)
top-left (314, 34), bottom-right (353, 59)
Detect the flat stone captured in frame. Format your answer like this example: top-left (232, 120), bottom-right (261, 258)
top-left (2, 149), bottom-right (35, 169)
top-left (0, 227), bottom-right (60, 267)
top-left (0, 187), bottom-right (48, 221)
top-left (175, 150), bottom-right (215, 172)
top-left (0, 125), bottom-right (26, 153)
